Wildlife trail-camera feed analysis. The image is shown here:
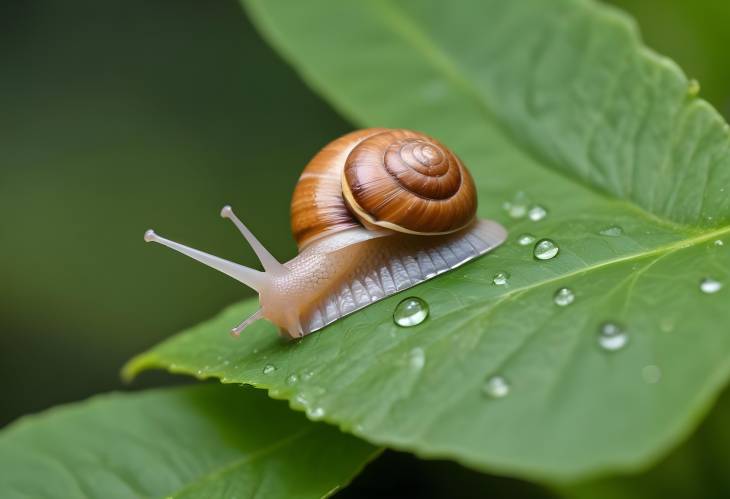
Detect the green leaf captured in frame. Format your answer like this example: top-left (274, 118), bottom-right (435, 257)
top-left (0, 385), bottom-right (377, 498)
top-left (127, 0), bottom-right (730, 482)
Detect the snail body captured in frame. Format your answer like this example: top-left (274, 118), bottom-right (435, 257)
top-left (145, 129), bottom-right (507, 338)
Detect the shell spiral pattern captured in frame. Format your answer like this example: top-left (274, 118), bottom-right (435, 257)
top-left (290, 128), bottom-right (477, 249)
top-left (343, 129), bottom-right (477, 234)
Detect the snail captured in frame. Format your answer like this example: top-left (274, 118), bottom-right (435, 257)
top-left (144, 128), bottom-right (507, 339)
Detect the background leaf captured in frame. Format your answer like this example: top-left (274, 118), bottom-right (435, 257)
top-left (562, 386), bottom-right (730, 499)
top-left (0, 384), bottom-right (377, 498)
top-left (128, 0), bottom-right (730, 482)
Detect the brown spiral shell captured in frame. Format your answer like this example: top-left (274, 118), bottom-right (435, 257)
top-left (290, 128), bottom-right (477, 249)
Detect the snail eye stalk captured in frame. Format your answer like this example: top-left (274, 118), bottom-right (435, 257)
top-left (143, 229), bottom-right (267, 292)
top-left (230, 308), bottom-right (263, 337)
top-left (220, 205), bottom-right (284, 274)
top-left (144, 206), bottom-right (288, 335)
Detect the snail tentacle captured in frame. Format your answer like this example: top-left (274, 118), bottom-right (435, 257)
top-left (143, 229), bottom-right (268, 292)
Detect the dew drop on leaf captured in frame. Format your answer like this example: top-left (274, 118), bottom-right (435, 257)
top-left (527, 204), bottom-right (548, 221)
top-left (553, 287), bottom-right (575, 307)
top-left (393, 297), bottom-right (429, 327)
top-left (408, 347), bottom-right (426, 370)
top-left (492, 271), bottom-right (510, 286)
top-left (262, 364), bottom-right (276, 375)
top-left (517, 233), bottom-right (536, 246)
top-left (642, 365), bottom-right (662, 384)
top-left (293, 393), bottom-right (309, 408)
top-left (660, 319), bottom-right (675, 333)
top-left (307, 406), bottom-right (326, 420)
top-left (482, 376), bottom-right (510, 399)
top-left (687, 78), bottom-right (700, 96)
top-left (714, 239), bottom-right (724, 246)
top-left (598, 322), bottom-right (629, 351)
top-left (503, 191), bottom-right (529, 219)
top-left (599, 225), bottom-right (623, 237)
top-left (286, 374), bottom-right (299, 386)
top-left (534, 239), bottom-right (559, 260)
top-left (700, 277), bottom-right (723, 294)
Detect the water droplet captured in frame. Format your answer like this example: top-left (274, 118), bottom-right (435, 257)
top-left (262, 364), bottom-right (276, 375)
top-left (507, 204), bottom-right (527, 219)
top-left (687, 78), bottom-right (700, 96)
top-left (307, 406), bottom-right (326, 420)
top-left (533, 239), bottom-right (559, 260)
top-left (503, 192), bottom-right (529, 219)
top-left (517, 233), bottom-right (536, 246)
top-left (293, 393), bottom-right (309, 407)
top-left (553, 287), bottom-right (575, 307)
top-left (527, 204), bottom-right (548, 221)
top-left (393, 297), bottom-right (429, 327)
top-left (408, 347), bottom-right (426, 370)
top-left (700, 277), bottom-right (723, 294)
top-left (714, 239), bottom-right (724, 247)
top-left (286, 374), bottom-right (299, 386)
top-left (482, 376), bottom-right (510, 398)
top-left (660, 319), bottom-right (675, 333)
top-left (598, 322), bottom-right (628, 351)
top-left (642, 365), bottom-right (662, 384)
top-left (302, 370), bottom-right (315, 381)
top-left (492, 271), bottom-right (510, 286)
top-left (599, 225), bottom-right (623, 237)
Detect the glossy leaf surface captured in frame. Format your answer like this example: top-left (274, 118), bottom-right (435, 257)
top-left (0, 385), bottom-right (377, 498)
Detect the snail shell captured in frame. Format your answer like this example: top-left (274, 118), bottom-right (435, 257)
top-left (144, 129), bottom-right (506, 339)
top-left (291, 129), bottom-right (477, 248)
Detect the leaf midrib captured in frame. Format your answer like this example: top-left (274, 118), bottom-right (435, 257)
top-left (367, 0), bottom-right (700, 234)
top-left (167, 427), bottom-right (312, 498)
top-left (446, 223), bottom-right (730, 326)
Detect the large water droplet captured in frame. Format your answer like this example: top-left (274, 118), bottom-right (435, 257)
top-left (599, 225), bottom-right (623, 237)
top-left (393, 297), bottom-right (429, 327)
top-left (409, 347), bottom-right (426, 370)
top-left (492, 271), bottom-right (510, 286)
top-left (482, 376), bottom-right (510, 398)
top-left (714, 239), bottom-right (724, 247)
top-left (534, 239), bottom-right (559, 260)
top-left (307, 406), bottom-right (326, 420)
top-left (517, 233), bottom-right (536, 246)
top-left (641, 365), bottom-right (662, 384)
top-left (286, 374), bottom-right (299, 386)
top-left (553, 287), bottom-right (575, 307)
top-left (262, 364), bottom-right (276, 375)
top-left (527, 204), bottom-right (548, 221)
top-left (598, 322), bottom-right (628, 351)
top-left (700, 277), bottom-right (723, 294)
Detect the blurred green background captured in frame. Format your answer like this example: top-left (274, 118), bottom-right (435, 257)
top-left (1, 0), bottom-right (729, 495)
